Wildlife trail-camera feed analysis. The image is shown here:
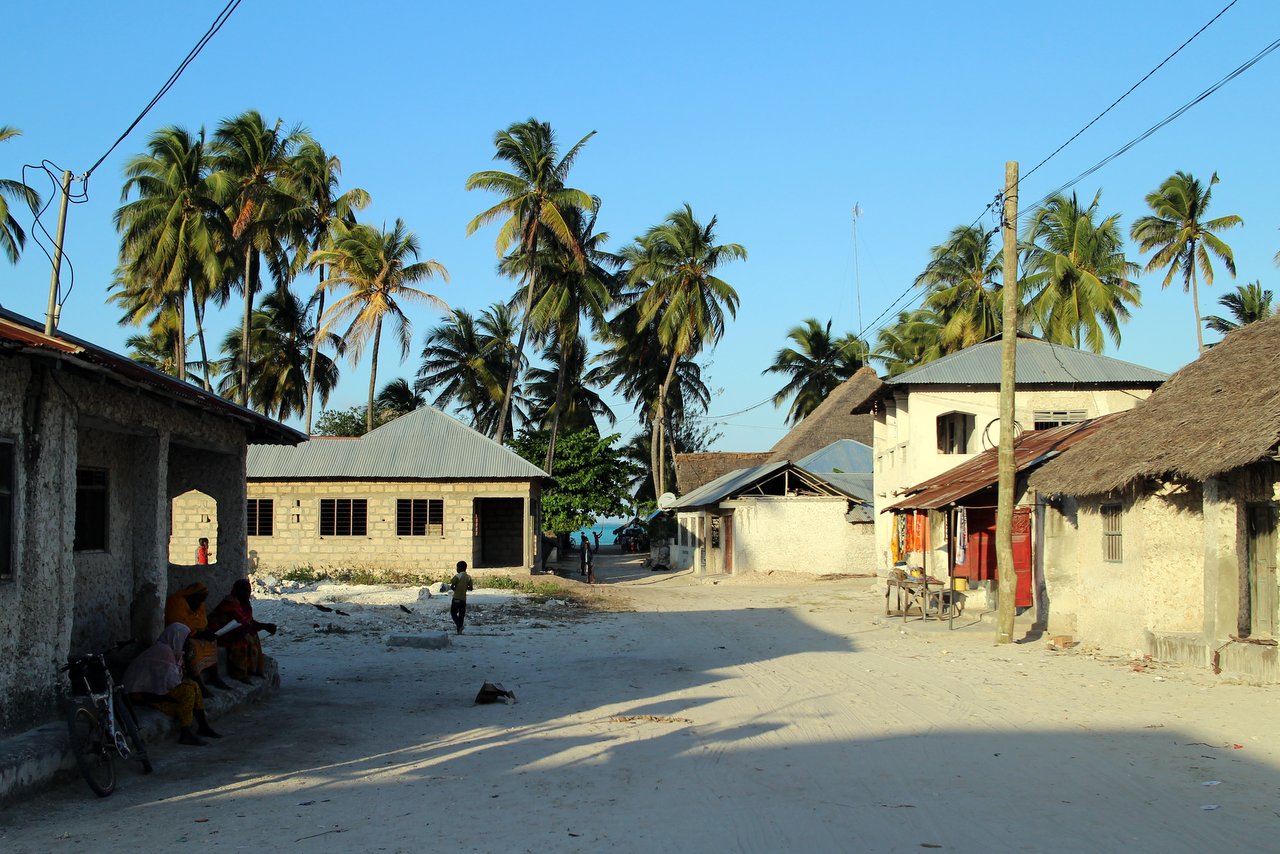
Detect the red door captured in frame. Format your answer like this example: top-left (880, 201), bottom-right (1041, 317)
top-left (1012, 507), bottom-right (1033, 608)
top-left (962, 508), bottom-right (997, 581)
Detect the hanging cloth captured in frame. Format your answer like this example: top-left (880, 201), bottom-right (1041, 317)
top-left (891, 513), bottom-right (906, 564)
top-left (954, 508), bottom-right (968, 566)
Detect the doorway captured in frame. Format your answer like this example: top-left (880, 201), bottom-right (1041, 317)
top-left (1243, 503), bottom-right (1277, 638)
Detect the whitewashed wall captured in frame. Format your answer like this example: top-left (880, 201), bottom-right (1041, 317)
top-left (720, 496), bottom-right (874, 574)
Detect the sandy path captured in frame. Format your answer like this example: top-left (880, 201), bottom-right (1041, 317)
top-left (2, 570), bottom-right (1277, 853)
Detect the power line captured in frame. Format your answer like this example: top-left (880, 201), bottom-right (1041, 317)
top-left (82, 0), bottom-right (243, 184)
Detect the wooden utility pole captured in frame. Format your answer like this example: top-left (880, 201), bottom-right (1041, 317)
top-left (43, 170), bottom-right (73, 336)
top-left (995, 161), bottom-right (1019, 644)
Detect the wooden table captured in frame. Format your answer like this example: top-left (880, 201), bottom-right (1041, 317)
top-left (885, 576), bottom-right (945, 621)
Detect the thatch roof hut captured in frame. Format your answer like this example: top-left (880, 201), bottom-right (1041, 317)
top-left (765, 366), bottom-right (882, 462)
top-left (1031, 313), bottom-right (1280, 497)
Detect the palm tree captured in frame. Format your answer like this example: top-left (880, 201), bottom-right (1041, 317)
top-left (1203, 281), bottom-right (1275, 336)
top-left (212, 110), bottom-right (310, 403)
top-left (915, 224), bottom-right (1003, 350)
top-left (502, 200), bottom-right (618, 469)
top-left (283, 139), bottom-right (370, 433)
top-left (764, 318), bottom-right (868, 425)
top-left (525, 331), bottom-right (616, 435)
top-left (1130, 171), bottom-right (1243, 354)
top-left (624, 204), bottom-right (745, 497)
top-left (114, 126), bottom-right (227, 385)
top-left (124, 306), bottom-right (205, 385)
top-left (0, 126), bottom-right (40, 264)
top-left (1022, 191), bottom-right (1141, 352)
top-left (416, 304), bottom-right (525, 434)
top-left (217, 288), bottom-right (340, 420)
top-left (311, 219), bottom-right (449, 432)
top-left (874, 307), bottom-right (947, 377)
top-left (465, 118), bottom-right (595, 444)
top-left (376, 377), bottom-right (425, 416)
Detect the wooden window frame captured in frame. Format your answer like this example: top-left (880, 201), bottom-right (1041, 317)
top-left (247, 498), bottom-right (274, 537)
top-left (1101, 503), bottom-right (1123, 563)
top-left (936, 412), bottom-right (975, 455)
top-left (319, 498), bottom-right (367, 537)
top-left (397, 498), bottom-right (444, 537)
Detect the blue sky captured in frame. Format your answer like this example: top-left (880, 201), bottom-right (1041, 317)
top-left (4, 1), bottom-right (1278, 452)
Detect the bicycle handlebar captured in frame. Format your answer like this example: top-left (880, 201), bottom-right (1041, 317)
top-left (58, 639), bottom-right (137, 672)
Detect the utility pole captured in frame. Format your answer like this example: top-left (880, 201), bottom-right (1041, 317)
top-left (43, 170), bottom-right (73, 336)
top-left (995, 161), bottom-right (1019, 645)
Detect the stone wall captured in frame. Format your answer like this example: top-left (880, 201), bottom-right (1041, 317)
top-left (0, 352), bottom-right (254, 734)
top-left (174, 479), bottom-right (538, 577)
top-left (720, 497), bottom-right (876, 574)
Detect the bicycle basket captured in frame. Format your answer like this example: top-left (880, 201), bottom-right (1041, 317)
top-left (67, 656), bottom-right (111, 693)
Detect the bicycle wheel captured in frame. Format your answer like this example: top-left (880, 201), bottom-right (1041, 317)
top-left (67, 701), bottom-right (115, 797)
top-left (114, 693), bottom-right (152, 774)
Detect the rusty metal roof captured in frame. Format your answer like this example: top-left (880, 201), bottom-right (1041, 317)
top-left (883, 414), bottom-right (1124, 512)
top-left (0, 307), bottom-right (304, 446)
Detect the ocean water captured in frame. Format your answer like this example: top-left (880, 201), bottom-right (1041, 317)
top-left (574, 519), bottom-right (631, 547)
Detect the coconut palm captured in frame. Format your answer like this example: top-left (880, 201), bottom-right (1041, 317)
top-left (283, 139), bottom-right (370, 433)
top-left (416, 304), bottom-right (526, 435)
top-left (525, 331), bottom-right (616, 435)
top-left (1130, 171), bottom-right (1243, 353)
top-left (114, 126), bottom-right (228, 385)
top-left (465, 118), bottom-right (596, 444)
top-left (124, 306), bottom-right (208, 385)
top-left (217, 288), bottom-right (340, 420)
top-left (1023, 191), bottom-right (1140, 352)
top-left (311, 219), bottom-right (449, 433)
top-left (914, 224), bottom-right (1003, 350)
top-left (0, 126), bottom-right (40, 264)
top-left (1203, 281), bottom-right (1275, 336)
top-left (764, 318), bottom-right (868, 425)
top-left (212, 110), bottom-right (310, 403)
top-left (874, 307), bottom-right (947, 377)
top-left (376, 377), bottom-right (425, 416)
top-left (502, 200), bottom-right (618, 468)
top-left (624, 204), bottom-right (745, 497)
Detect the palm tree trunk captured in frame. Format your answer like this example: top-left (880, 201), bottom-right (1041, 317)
top-left (664, 408), bottom-right (679, 494)
top-left (652, 351), bottom-right (681, 498)
top-left (494, 232), bottom-right (539, 445)
top-left (175, 288), bottom-right (187, 383)
top-left (367, 316), bottom-right (383, 434)
top-left (543, 335), bottom-right (571, 472)
top-left (1191, 261), bottom-right (1205, 354)
top-left (304, 269), bottom-right (325, 435)
top-left (192, 281), bottom-right (212, 391)
top-left (241, 244), bottom-right (254, 405)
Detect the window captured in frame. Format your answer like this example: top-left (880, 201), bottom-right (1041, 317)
top-left (1101, 503), bottom-right (1123, 562)
top-left (397, 498), bottom-right (444, 536)
top-left (936, 412), bottom-right (975, 454)
top-left (0, 440), bottom-right (13, 579)
top-left (1034, 409), bottom-right (1087, 431)
top-left (710, 516), bottom-right (721, 548)
top-left (75, 468), bottom-right (109, 551)
top-left (320, 498), bottom-right (367, 536)
top-left (247, 499), bottom-right (274, 537)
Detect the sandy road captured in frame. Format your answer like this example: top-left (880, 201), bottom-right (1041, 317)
top-left (2, 571), bottom-right (1277, 853)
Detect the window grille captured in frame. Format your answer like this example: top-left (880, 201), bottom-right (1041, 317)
top-left (397, 498), bottom-right (444, 536)
top-left (320, 498), bottom-right (367, 536)
top-left (247, 499), bottom-right (274, 537)
top-left (1101, 503), bottom-right (1123, 562)
top-left (1034, 410), bottom-right (1087, 431)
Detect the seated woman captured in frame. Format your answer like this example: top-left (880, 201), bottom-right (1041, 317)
top-left (208, 579), bottom-right (276, 683)
top-left (123, 624), bottom-right (220, 745)
top-left (164, 582), bottom-right (230, 692)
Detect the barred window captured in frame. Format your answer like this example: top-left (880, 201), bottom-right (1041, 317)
top-left (397, 498), bottom-right (444, 537)
top-left (75, 468), bottom-right (109, 552)
top-left (320, 498), bottom-right (367, 536)
top-left (247, 499), bottom-right (274, 537)
top-left (1102, 503), bottom-right (1123, 562)
top-left (1034, 410), bottom-right (1088, 430)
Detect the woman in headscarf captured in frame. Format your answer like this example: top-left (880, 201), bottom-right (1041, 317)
top-left (208, 579), bottom-right (276, 682)
top-left (123, 624), bottom-right (221, 745)
top-left (164, 582), bottom-right (230, 691)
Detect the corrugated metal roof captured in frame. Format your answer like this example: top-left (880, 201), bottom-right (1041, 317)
top-left (248, 405), bottom-right (548, 480)
top-left (0, 307), bottom-right (303, 446)
top-left (884, 414), bottom-right (1122, 511)
top-left (675, 460), bottom-right (866, 509)
top-left (821, 472), bottom-right (874, 503)
top-left (797, 439), bottom-right (873, 474)
top-left (885, 337), bottom-right (1168, 387)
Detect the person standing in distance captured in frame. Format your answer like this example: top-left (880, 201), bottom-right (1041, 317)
top-left (449, 560), bottom-right (473, 634)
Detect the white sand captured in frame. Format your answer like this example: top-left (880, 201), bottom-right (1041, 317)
top-left (3, 566), bottom-right (1278, 853)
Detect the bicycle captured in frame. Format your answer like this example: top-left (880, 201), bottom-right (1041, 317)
top-left (61, 639), bottom-right (153, 797)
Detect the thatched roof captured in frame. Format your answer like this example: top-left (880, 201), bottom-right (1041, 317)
top-left (675, 452), bottom-right (772, 494)
top-left (1031, 313), bottom-right (1280, 496)
top-left (766, 367), bottom-right (883, 462)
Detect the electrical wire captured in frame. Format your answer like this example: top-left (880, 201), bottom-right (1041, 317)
top-left (81, 0), bottom-right (243, 186)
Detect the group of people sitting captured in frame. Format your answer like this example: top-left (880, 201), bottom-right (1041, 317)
top-left (122, 578), bottom-right (276, 746)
